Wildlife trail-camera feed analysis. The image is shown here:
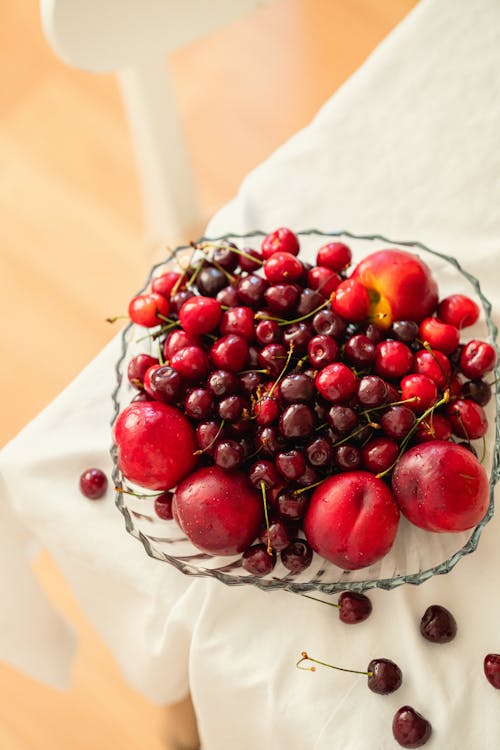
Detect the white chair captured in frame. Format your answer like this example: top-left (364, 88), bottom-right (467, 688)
top-left (40, 0), bottom-right (273, 245)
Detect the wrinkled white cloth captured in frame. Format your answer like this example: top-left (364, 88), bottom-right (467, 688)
top-left (2, 0), bottom-right (500, 746)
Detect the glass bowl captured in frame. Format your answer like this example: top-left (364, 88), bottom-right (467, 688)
top-left (110, 230), bottom-right (500, 594)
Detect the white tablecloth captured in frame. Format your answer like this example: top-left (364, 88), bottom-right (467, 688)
top-left (2, 0), bottom-right (500, 747)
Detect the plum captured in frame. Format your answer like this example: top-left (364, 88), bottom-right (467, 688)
top-left (391, 440), bottom-right (489, 532)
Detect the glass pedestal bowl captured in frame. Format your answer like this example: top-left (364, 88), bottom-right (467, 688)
top-left (111, 230), bottom-right (500, 595)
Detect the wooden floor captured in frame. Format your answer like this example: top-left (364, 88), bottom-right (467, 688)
top-left (0, 1), bottom-right (416, 748)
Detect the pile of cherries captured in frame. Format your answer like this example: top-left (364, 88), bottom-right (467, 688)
top-left (122, 228), bottom-right (495, 576)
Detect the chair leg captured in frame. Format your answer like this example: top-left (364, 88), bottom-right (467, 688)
top-left (118, 61), bottom-right (203, 246)
top-left (163, 692), bottom-right (201, 750)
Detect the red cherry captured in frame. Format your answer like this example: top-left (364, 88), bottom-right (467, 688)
top-left (446, 398), bottom-right (488, 439)
top-left (332, 279), bottom-right (370, 322)
top-left (154, 491), bottom-right (174, 519)
top-left (361, 436), bottom-right (399, 474)
top-left (220, 306), bottom-right (255, 341)
top-left (438, 294), bottom-right (480, 329)
top-left (415, 413), bottom-right (452, 442)
top-left (392, 706), bottom-right (432, 748)
top-left (178, 296), bottom-right (222, 336)
top-left (412, 348), bottom-right (451, 388)
top-left (375, 340), bottom-right (413, 380)
top-left (163, 329), bottom-right (201, 360)
top-left (337, 591), bottom-right (372, 624)
top-left (315, 362), bottom-right (358, 403)
top-left (151, 270), bottom-right (185, 297)
top-left (210, 334), bottom-right (250, 372)
top-left (306, 266), bottom-right (342, 297)
top-left (128, 292), bottom-right (170, 327)
top-left (419, 317), bottom-right (460, 355)
top-left (79, 468), bottom-right (108, 499)
top-left (264, 251), bottom-right (303, 283)
top-left (316, 242), bottom-right (352, 271)
top-left (127, 353), bottom-right (159, 388)
top-left (261, 227), bottom-right (300, 259)
top-left (459, 339), bottom-right (497, 379)
top-left (484, 654), bottom-right (500, 689)
top-left (400, 374), bottom-right (438, 413)
top-left (170, 345), bottom-right (210, 383)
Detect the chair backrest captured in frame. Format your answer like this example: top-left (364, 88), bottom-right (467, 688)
top-left (40, 0), bottom-right (273, 244)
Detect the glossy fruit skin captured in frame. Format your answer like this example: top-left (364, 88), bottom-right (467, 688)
top-left (261, 227), bottom-right (300, 259)
top-left (438, 294), bottom-right (480, 329)
top-left (113, 401), bottom-right (197, 490)
top-left (351, 249), bottom-right (438, 328)
top-left (338, 591), bottom-right (372, 624)
top-left (392, 706), bottom-right (432, 748)
top-left (459, 339), bottom-right (497, 379)
top-left (178, 296), bottom-right (222, 336)
top-left (418, 317), bottom-right (460, 354)
top-left (420, 604), bottom-right (457, 643)
top-left (315, 363), bottom-right (358, 403)
top-left (79, 468), bottom-right (108, 499)
top-left (367, 658), bottom-right (403, 694)
top-left (316, 241), bottom-right (352, 271)
top-left (172, 466), bottom-right (262, 555)
top-left (392, 440), bottom-right (489, 532)
top-left (484, 654), bottom-right (500, 689)
top-left (332, 279), bottom-right (370, 322)
top-left (128, 292), bottom-right (170, 327)
top-left (304, 471), bottom-right (400, 570)
top-left (446, 398), bottom-right (488, 440)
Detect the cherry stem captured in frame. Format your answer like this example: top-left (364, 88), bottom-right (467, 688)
top-left (268, 342), bottom-right (295, 398)
top-left (255, 300), bottom-right (329, 327)
top-left (479, 435), bottom-right (487, 464)
top-left (115, 486), bottom-right (164, 498)
top-left (106, 315), bottom-right (128, 324)
top-left (293, 479), bottom-right (324, 496)
top-left (376, 389), bottom-right (451, 478)
top-left (260, 480), bottom-right (272, 555)
top-left (299, 593), bottom-right (340, 609)
top-left (296, 651), bottom-right (371, 677)
top-left (193, 420), bottom-right (225, 455)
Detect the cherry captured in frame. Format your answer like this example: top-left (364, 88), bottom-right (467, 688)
top-left (154, 491), bottom-right (174, 519)
top-left (213, 439), bottom-right (244, 470)
top-left (279, 403), bottom-right (314, 439)
top-left (282, 322), bottom-right (314, 352)
top-left (238, 246), bottom-right (263, 272)
top-left (438, 293), bottom-right (480, 329)
top-left (332, 278), bottom-right (371, 322)
top-left (327, 405), bottom-right (358, 435)
top-left (255, 318), bottom-right (283, 345)
top-left (263, 283), bottom-right (299, 314)
top-left (127, 353), bottom-right (159, 388)
top-left (207, 369), bottom-right (240, 397)
top-left (343, 333), bottom-right (376, 367)
top-left (316, 241), bottom-right (352, 272)
top-left (357, 375), bottom-right (388, 407)
top-left (307, 266), bottom-right (342, 297)
top-left (220, 306), bottom-right (255, 341)
top-left (258, 518), bottom-right (291, 551)
top-left (412, 347), bottom-right (451, 388)
top-left (446, 398), bottom-right (488, 439)
top-left (362, 436), bottom-right (399, 474)
top-left (210, 334), bottom-right (250, 372)
top-left (164, 329), bottom-right (200, 359)
top-left (278, 373), bottom-right (315, 403)
top-left (258, 343), bottom-right (288, 378)
top-left (420, 604), bottom-right (457, 643)
top-left (212, 241), bottom-right (239, 272)
top-left (391, 319), bottom-right (419, 343)
top-left (184, 388), bottom-right (214, 419)
top-left (392, 707), bottom-right (432, 748)
top-left (305, 436), bottom-right (333, 467)
top-left (236, 273), bottom-right (269, 307)
top-left (196, 265), bottom-right (227, 296)
top-left (296, 288), bottom-right (325, 316)
top-left (128, 292), bottom-right (170, 327)
top-left (338, 591), bottom-right (372, 624)
top-left (242, 544), bottom-right (276, 576)
top-left (461, 379), bottom-right (492, 406)
top-left (178, 295), bottom-right (222, 336)
top-left (312, 308), bottom-right (346, 338)
top-left (297, 652), bottom-right (401, 695)
top-left (307, 334), bottom-right (339, 368)
top-left (195, 421), bottom-right (222, 454)
top-left (281, 539), bottom-right (313, 572)
top-left (484, 654), bottom-right (500, 689)
top-left (400, 374), bottom-right (438, 413)
top-left (414, 413), bottom-right (452, 442)
top-left (216, 285), bottom-right (240, 307)
top-left (375, 340), bottom-right (413, 380)
top-left (248, 459), bottom-right (281, 490)
top-left (79, 468), bottom-right (108, 499)
top-left (170, 345), bottom-right (210, 383)
top-left (261, 227), bottom-right (300, 259)
top-left (170, 289), bottom-right (195, 314)
top-left (459, 339), bottom-right (497, 379)
top-left (264, 251), bottom-right (304, 283)
top-left (419, 317), bottom-right (460, 354)
top-left (276, 449), bottom-right (307, 480)
top-left (218, 395), bottom-right (247, 421)
top-left (315, 362), bottom-right (358, 403)
top-left (334, 444), bottom-right (362, 470)
top-left (152, 270), bottom-right (185, 297)
top-left (146, 364), bottom-right (185, 403)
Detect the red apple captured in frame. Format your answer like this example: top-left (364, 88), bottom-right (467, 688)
top-left (173, 466), bottom-right (263, 555)
top-left (391, 440), bottom-right (490, 532)
top-left (351, 249), bottom-right (438, 328)
top-left (303, 471), bottom-right (400, 570)
top-left (113, 400), bottom-right (197, 490)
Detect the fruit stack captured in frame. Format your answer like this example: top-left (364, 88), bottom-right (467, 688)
top-left (112, 229), bottom-right (497, 584)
